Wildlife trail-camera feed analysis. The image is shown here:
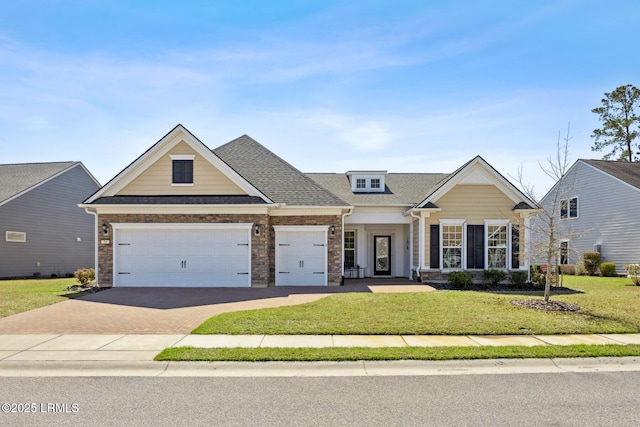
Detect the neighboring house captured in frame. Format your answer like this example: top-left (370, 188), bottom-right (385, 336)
top-left (538, 159), bottom-right (640, 273)
top-left (0, 162), bottom-right (101, 278)
top-left (80, 124), bottom-right (537, 287)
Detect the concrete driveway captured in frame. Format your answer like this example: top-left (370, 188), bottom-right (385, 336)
top-left (0, 281), bottom-right (435, 334)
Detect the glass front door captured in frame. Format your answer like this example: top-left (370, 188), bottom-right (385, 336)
top-left (374, 236), bottom-right (391, 276)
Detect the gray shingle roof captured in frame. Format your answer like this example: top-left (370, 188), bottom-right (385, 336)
top-left (214, 135), bottom-right (349, 206)
top-left (306, 173), bottom-right (450, 206)
top-left (92, 195), bottom-right (266, 205)
top-left (0, 162), bottom-right (77, 204)
top-left (582, 159), bottom-right (640, 190)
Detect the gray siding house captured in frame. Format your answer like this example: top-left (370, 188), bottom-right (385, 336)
top-left (538, 159), bottom-right (640, 273)
top-left (0, 162), bottom-right (101, 278)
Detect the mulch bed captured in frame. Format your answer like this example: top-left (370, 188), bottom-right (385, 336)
top-left (509, 299), bottom-right (581, 311)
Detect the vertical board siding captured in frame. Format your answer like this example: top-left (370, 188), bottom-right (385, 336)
top-left (117, 141), bottom-right (246, 195)
top-left (0, 166), bottom-right (100, 278)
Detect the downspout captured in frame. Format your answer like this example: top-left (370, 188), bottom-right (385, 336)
top-left (341, 208), bottom-right (354, 279)
top-left (84, 207), bottom-right (99, 285)
top-left (409, 210), bottom-right (423, 280)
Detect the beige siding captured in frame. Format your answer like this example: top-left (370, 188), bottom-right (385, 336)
top-left (424, 185), bottom-right (521, 268)
top-left (118, 141), bottom-right (246, 195)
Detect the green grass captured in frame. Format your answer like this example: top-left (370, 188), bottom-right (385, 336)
top-left (0, 278), bottom-right (87, 318)
top-left (155, 344), bottom-right (640, 362)
top-left (193, 276), bottom-right (640, 335)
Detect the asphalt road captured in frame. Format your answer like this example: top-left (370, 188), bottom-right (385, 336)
top-left (1, 372), bottom-right (638, 426)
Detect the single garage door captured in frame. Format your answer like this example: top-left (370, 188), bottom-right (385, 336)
top-left (113, 224), bottom-right (251, 287)
top-left (274, 226), bottom-right (328, 286)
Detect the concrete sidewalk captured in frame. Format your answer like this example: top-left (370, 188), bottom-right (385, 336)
top-left (1, 333), bottom-right (640, 362)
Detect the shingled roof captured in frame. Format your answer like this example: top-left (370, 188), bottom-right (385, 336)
top-left (0, 162), bottom-right (78, 205)
top-left (213, 135), bottom-right (349, 206)
top-left (582, 159), bottom-right (640, 190)
top-left (307, 173), bottom-right (450, 206)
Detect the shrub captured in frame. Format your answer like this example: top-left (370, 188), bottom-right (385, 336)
top-left (582, 252), bottom-right (601, 275)
top-left (74, 268), bottom-right (95, 286)
top-left (509, 271), bottom-right (527, 286)
top-left (531, 264), bottom-right (542, 274)
top-left (448, 271), bottom-right (473, 289)
top-left (531, 272), bottom-right (546, 288)
top-left (625, 263), bottom-right (640, 286)
top-left (482, 269), bottom-right (507, 287)
top-left (600, 262), bottom-right (616, 277)
top-left (559, 264), bottom-right (576, 275)
top-left (575, 261), bottom-right (588, 276)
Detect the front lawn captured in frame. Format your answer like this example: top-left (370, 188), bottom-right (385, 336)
top-left (193, 276), bottom-right (640, 335)
top-left (0, 278), bottom-right (87, 318)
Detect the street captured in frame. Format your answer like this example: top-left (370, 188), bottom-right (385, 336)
top-left (1, 371), bottom-right (638, 426)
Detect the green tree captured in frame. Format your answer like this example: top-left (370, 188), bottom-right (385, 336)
top-left (591, 84), bottom-right (640, 162)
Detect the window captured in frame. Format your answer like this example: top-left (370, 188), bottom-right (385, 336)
top-left (370, 178), bottom-right (381, 189)
top-left (560, 241), bottom-right (568, 265)
top-left (6, 231), bottom-right (26, 243)
top-left (442, 224), bottom-right (463, 269)
top-left (344, 231), bottom-right (356, 268)
top-left (172, 160), bottom-right (193, 184)
top-left (487, 225), bottom-right (507, 269)
top-left (560, 197), bottom-right (578, 219)
top-left (356, 178), bottom-right (366, 189)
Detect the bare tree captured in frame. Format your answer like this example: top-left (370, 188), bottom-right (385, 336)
top-left (516, 124), bottom-right (579, 303)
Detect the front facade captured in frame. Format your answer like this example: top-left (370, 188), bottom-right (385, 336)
top-left (81, 125), bottom-right (536, 287)
top-left (0, 162), bottom-right (100, 278)
top-left (538, 159), bottom-right (640, 273)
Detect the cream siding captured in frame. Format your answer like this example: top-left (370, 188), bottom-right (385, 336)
top-left (424, 184), bottom-right (521, 268)
top-left (117, 141), bottom-right (246, 195)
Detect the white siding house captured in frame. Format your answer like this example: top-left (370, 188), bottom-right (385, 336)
top-left (537, 159), bottom-right (640, 273)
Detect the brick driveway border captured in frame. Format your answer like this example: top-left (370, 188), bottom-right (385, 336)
top-left (0, 281), bottom-right (434, 334)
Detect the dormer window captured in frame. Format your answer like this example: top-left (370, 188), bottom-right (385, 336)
top-left (346, 171), bottom-right (387, 193)
top-left (170, 154), bottom-right (195, 185)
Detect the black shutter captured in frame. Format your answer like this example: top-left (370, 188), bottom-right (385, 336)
top-left (511, 225), bottom-right (520, 269)
top-left (467, 225), bottom-right (484, 269)
top-left (430, 224), bottom-right (439, 269)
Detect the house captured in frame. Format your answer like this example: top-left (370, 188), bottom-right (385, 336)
top-left (0, 162), bottom-right (101, 278)
top-left (80, 124), bottom-right (537, 287)
top-left (538, 159), bottom-right (640, 273)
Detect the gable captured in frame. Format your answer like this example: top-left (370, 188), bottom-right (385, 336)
top-left (117, 141), bottom-right (246, 196)
top-left (431, 184), bottom-right (518, 223)
top-left (417, 156), bottom-right (535, 209)
top-left (84, 125), bottom-right (272, 204)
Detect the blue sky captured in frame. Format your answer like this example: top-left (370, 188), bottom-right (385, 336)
top-left (1, 0), bottom-right (638, 196)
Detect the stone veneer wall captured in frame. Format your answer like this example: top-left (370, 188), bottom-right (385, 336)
top-left (269, 215), bottom-right (342, 285)
top-left (97, 213), bottom-right (269, 286)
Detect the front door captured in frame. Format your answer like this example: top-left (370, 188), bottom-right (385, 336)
top-left (373, 235), bottom-right (391, 276)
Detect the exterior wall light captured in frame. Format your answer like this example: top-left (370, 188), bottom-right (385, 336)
top-left (330, 225), bottom-right (335, 235)
top-left (254, 223), bottom-right (260, 236)
top-left (102, 222), bottom-right (109, 235)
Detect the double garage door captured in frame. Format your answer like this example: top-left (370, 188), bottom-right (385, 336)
top-left (114, 225), bottom-right (251, 287)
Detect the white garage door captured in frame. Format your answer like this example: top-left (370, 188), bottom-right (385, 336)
top-left (275, 226), bottom-right (328, 286)
top-left (113, 225), bottom-right (251, 287)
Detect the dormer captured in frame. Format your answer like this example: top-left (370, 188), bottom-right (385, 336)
top-left (346, 170), bottom-right (387, 193)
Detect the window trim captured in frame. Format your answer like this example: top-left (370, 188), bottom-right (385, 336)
top-left (370, 178), bottom-right (381, 189)
top-left (440, 219), bottom-right (466, 271)
top-left (6, 231), bottom-right (26, 243)
top-left (485, 220), bottom-right (509, 270)
top-left (560, 240), bottom-right (569, 265)
top-left (355, 178), bottom-right (366, 189)
top-left (560, 197), bottom-right (578, 219)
